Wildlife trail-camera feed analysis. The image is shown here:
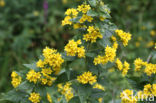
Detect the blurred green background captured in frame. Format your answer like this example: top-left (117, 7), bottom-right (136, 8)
top-left (0, 0), bottom-right (155, 102)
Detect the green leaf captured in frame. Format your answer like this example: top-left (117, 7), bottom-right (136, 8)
top-left (87, 10), bottom-right (98, 17)
top-left (1, 89), bottom-right (28, 102)
top-left (88, 0), bottom-right (97, 7)
top-left (69, 96), bottom-right (80, 103)
top-left (23, 62), bottom-right (38, 71)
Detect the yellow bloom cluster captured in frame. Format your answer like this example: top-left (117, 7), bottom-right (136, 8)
top-left (121, 84), bottom-right (156, 103)
top-left (62, 8), bottom-right (78, 26)
top-left (144, 63), bottom-right (156, 76)
top-left (115, 29), bottom-right (132, 46)
top-left (134, 58), bottom-right (146, 71)
top-left (83, 26), bottom-right (103, 43)
top-left (26, 70), bottom-right (41, 84)
top-left (36, 47), bottom-right (64, 74)
top-left (0, 0), bottom-right (5, 7)
top-left (73, 23), bottom-right (87, 29)
top-left (94, 45), bottom-right (116, 65)
top-left (41, 68), bottom-right (56, 86)
top-left (65, 8), bottom-right (78, 18)
top-left (62, 16), bottom-right (72, 26)
top-left (29, 92), bottom-right (41, 103)
top-left (134, 58), bottom-right (156, 76)
top-left (150, 30), bottom-right (156, 36)
top-left (115, 58), bottom-right (130, 76)
top-left (11, 71), bottom-right (22, 88)
top-left (26, 68), bottom-right (56, 86)
top-left (57, 82), bottom-right (74, 101)
top-left (79, 14), bottom-right (93, 23)
top-left (77, 71), bottom-right (97, 85)
top-left (93, 83), bottom-right (105, 91)
top-left (47, 93), bottom-right (52, 103)
top-left (120, 89), bottom-right (137, 103)
top-left (137, 84), bottom-right (156, 97)
top-left (98, 98), bottom-right (103, 103)
top-left (64, 39), bottom-right (85, 58)
top-left (77, 4), bottom-right (91, 13)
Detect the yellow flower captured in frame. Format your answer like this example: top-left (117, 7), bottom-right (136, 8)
top-left (11, 71), bottom-right (18, 78)
top-left (26, 70), bottom-right (41, 84)
top-left (65, 8), bottom-right (78, 18)
top-left (41, 68), bottom-right (53, 76)
top-left (105, 45), bottom-right (116, 62)
top-left (57, 82), bottom-right (74, 101)
top-left (94, 45), bottom-right (116, 65)
top-left (62, 16), bottom-right (72, 26)
top-left (116, 58), bottom-right (123, 71)
top-left (115, 29), bottom-right (132, 46)
top-left (77, 4), bottom-right (91, 13)
top-left (99, 16), bottom-right (106, 21)
top-left (120, 89), bottom-right (137, 103)
top-left (77, 71), bottom-right (97, 85)
top-left (36, 59), bottom-right (45, 68)
top-left (38, 47), bottom-right (64, 74)
top-left (29, 92), bottom-right (41, 103)
top-left (33, 11), bottom-right (39, 16)
top-left (47, 93), bottom-right (52, 103)
top-left (111, 36), bottom-right (117, 41)
top-left (146, 41), bottom-right (154, 48)
top-left (116, 59), bottom-right (130, 76)
top-left (79, 14), bottom-right (93, 23)
top-left (98, 98), bottom-right (103, 103)
top-left (143, 84), bottom-right (152, 96)
top-left (83, 26), bottom-right (103, 43)
top-left (122, 61), bottom-right (130, 76)
top-left (11, 71), bottom-right (22, 88)
top-left (152, 84), bottom-right (156, 96)
top-left (144, 63), bottom-right (156, 76)
top-left (134, 58), bottom-right (146, 71)
top-left (93, 83), bottom-right (105, 91)
top-left (11, 73), bottom-right (22, 88)
top-left (0, 0), bottom-right (5, 7)
top-left (64, 39), bottom-right (85, 58)
top-left (150, 30), bottom-right (156, 36)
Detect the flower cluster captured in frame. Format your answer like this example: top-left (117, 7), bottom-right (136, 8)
top-left (120, 89), bottom-right (137, 103)
top-left (11, 71), bottom-right (22, 88)
top-left (120, 84), bottom-right (156, 103)
top-left (83, 26), bottom-right (103, 43)
top-left (28, 92), bottom-right (41, 103)
top-left (0, 0), bottom-right (5, 7)
top-left (134, 58), bottom-right (147, 71)
top-left (143, 84), bottom-right (156, 96)
top-left (115, 29), bottom-right (132, 46)
top-left (115, 58), bottom-right (130, 76)
top-left (41, 68), bottom-right (56, 86)
top-left (77, 4), bottom-right (91, 14)
top-left (134, 58), bottom-right (156, 76)
top-left (36, 47), bottom-right (64, 74)
top-left (57, 82), bottom-right (74, 101)
top-left (64, 39), bottom-right (85, 58)
top-left (26, 70), bottom-right (41, 84)
top-left (93, 83), bottom-right (105, 91)
top-left (77, 71), bottom-right (97, 85)
top-left (94, 45), bottom-right (116, 65)
top-left (62, 3), bottom-right (92, 26)
top-left (26, 69), bottom-right (56, 86)
top-left (62, 8), bottom-right (78, 26)
top-left (47, 93), bottom-right (52, 103)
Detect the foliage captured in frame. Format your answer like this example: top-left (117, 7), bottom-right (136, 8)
top-left (0, 0), bottom-right (156, 103)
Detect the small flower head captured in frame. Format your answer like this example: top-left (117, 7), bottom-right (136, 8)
top-left (29, 92), bottom-right (41, 103)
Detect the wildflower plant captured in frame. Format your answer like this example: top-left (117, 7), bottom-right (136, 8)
top-left (1, 0), bottom-right (156, 103)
